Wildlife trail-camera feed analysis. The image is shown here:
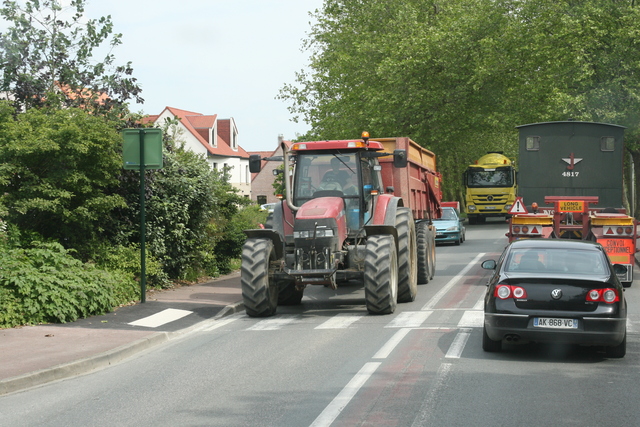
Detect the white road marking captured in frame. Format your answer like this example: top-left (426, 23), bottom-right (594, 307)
top-left (201, 316), bottom-right (239, 332)
top-left (246, 315), bottom-right (299, 330)
top-left (310, 362), bottom-right (381, 427)
top-left (445, 328), bottom-right (471, 359)
top-left (315, 314), bottom-right (364, 330)
top-left (373, 328), bottom-right (412, 359)
top-left (410, 363), bottom-right (453, 427)
top-left (385, 311), bottom-right (433, 328)
top-left (422, 253), bottom-right (486, 310)
top-left (128, 308), bottom-right (193, 328)
top-left (473, 293), bottom-right (485, 310)
top-left (457, 310), bottom-right (483, 328)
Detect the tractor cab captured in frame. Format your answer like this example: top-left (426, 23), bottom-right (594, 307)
top-left (291, 150), bottom-right (381, 232)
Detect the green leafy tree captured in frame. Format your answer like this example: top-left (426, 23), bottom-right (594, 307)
top-left (0, 102), bottom-right (126, 256)
top-left (281, 0), bottom-right (640, 207)
top-left (0, 0), bottom-right (142, 115)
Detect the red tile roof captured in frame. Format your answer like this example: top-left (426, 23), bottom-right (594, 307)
top-left (154, 107), bottom-right (248, 159)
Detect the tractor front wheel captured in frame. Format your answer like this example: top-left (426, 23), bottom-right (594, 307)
top-left (241, 238), bottom-right (279, 317)
top-left (364, 235), bottom-right (398, 315)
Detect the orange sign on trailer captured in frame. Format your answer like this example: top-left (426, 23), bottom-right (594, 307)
top-left (598, 238), bottom-right (635, 264)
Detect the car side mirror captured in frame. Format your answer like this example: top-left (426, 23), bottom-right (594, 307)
top-left (613, 264), bottom-right (628, 275)
top-left (481, 260), bottom-right (497, 270)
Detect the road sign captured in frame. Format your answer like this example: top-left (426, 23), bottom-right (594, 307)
top-left (508, 197), bottom-right (528, 214)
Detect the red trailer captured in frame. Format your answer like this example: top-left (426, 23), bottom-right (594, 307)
top-left (243, 133), bottom-right (443, 316)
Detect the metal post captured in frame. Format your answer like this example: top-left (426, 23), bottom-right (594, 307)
top-left (139, 129), bottom-right (147, 303)
top-left (630, 153), bottom-right (635, 218)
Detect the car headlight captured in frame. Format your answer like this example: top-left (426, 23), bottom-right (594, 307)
top-left (446, 226), bottom-right (459, 231)
top-left (468, 205), bottom-right (476, 212)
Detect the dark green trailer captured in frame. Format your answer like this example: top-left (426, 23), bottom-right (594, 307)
top-left (517, 121), bottom-right (626, 210)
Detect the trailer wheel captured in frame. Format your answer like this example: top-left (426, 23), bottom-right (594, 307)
top-left (417, 221), bottom-right (436, 284)
top-left (278, 282), bottom-right (304, 305)
top-left (396, 207), bottom-right (418, 303)
top-left (364, 235), bottom-right (398, 314)
top-left (241, 238), bottom-right (279, 317)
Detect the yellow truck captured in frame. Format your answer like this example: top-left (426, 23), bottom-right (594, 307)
top-left (463, 152), bottom-right (517, 224)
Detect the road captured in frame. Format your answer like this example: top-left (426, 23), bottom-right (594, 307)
top-left (2, 219), bottom-right (640, 426)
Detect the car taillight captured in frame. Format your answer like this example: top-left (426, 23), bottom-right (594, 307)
top-left (495, 284), bottom-right (528, 299)
top-left (586, 288), bottom-right (619, 303)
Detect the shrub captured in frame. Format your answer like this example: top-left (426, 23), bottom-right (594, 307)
top-left (0, 241), bottom-right (137, 328)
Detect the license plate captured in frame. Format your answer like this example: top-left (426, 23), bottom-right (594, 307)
top-left (533, 318), bottom-right (578, 329)
top-left (484, 206), bottom-right (496, 210)
top-left (436, 233), bottom-right (444, 237)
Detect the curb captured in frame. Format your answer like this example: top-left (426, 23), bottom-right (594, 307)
top-left (0, 301), bottom-right (245, 396)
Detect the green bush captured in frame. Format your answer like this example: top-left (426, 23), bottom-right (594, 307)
top-left (0, 241), bottom-right (137, 328)
top-left (213, 204), bottom-right (268, 274)
top-left (90, 243), bottom-right (171, 289)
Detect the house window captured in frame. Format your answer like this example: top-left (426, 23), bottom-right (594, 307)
top-left (257, 195), bottom-right (267, 204)
top-left (213, 162), bottom-right (218, 170)
top-left (601, 136), bottom-right (615, 152)
top-left (246, 166), bottom-right (250, 183)
top-left (526, 136), bottom-right (540, 151)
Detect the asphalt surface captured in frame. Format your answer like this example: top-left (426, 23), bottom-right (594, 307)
top-left (0, 271), bottom-right (244, 396)
top-left (3, 250), bottom-right (640, 397)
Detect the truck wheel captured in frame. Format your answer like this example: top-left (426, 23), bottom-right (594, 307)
top-left (241, 238), bottom-right (279, 317)
top-left (278, 282), bottom-right (304, 305)
top-left (364, 235), bottom-right (398, 314)
top-left (396, 207), bottom-right (418, 303)
top-left (417, 221), bottom-right (436, 284)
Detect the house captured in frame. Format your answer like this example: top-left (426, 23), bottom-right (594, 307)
top-left (249, 140), bottom-right (292, 205)
top-left (146, 107), bottom-right (251, 197)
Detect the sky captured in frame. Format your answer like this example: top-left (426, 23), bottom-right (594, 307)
top-left (83, 0), bottom-right (324, 153)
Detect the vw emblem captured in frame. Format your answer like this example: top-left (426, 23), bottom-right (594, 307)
top-left (487, 195), bottom-right (494, 201)
top-left (551, 289), bottom-right (563, 300)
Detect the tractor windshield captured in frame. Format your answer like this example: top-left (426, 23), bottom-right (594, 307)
top-left (293, 153), bottom-right (360, 202)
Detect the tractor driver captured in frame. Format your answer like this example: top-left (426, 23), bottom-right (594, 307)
top-left (319, 157), bottom-right (344, 191)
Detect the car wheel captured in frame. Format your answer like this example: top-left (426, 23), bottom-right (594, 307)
top-left (455, 235), bottom-right (461, 246)
top-left (482, 324), bottom-right (502, 352)
top-left (605, 331), bottom-right (626, 358)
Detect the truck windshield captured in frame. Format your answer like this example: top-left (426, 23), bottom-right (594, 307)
top-left (293, 153), bottom-right (359, 201)
top-left (466, 167), bottom-right (514, 188)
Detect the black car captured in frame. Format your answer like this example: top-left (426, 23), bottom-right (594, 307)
top-left (481, 239), bottom-right (627, 357)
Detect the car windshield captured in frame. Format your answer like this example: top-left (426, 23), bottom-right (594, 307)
top-left (504, 248), bottom-right (608, 275)
top-left (436, 208), bottom-right (458, 221)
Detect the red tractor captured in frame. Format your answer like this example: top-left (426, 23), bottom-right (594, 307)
top-left (243, 133), bottom-right (442, 316)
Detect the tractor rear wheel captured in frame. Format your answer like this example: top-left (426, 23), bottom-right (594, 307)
top-left (364, 235), bottom-right (398, 314)
top-left (396, 207), bottom-right (418, 303)
top-left (417, 221), bottom-right (436, 284)
top-left (241, 238), bottom-right (279, 317)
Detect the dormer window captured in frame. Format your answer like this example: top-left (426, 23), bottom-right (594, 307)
top-left (232, 129), bottom-right (238, 150)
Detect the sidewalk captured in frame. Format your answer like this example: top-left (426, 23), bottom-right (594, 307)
top-left (0, 271), bottom-right (244, 396)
